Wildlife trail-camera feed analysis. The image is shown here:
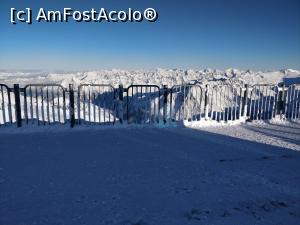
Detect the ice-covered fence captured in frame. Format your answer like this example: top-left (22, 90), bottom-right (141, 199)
top-left (285, 85), bottom-right (300, 120)
top-left (209, 85), bottom-right (244, 122)
top-left (23, 84), bottom-right (67, 125)
top-left (0, 83), bottom-right (300, 128)
top-left (0, 84), bottom-right (13, 125)
top-left (169, 85), bottom-right (205, 121)
top-left (77, 84), bottom-right (116, 125)
top-left (126, 85), bottom-right (161, 124)
top-left (247, 85), bottom-right (279, 120)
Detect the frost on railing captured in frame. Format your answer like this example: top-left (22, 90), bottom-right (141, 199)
top-left (209, 84), bottom-right (244, 122)
top-left (126, 85), bottom-right (161, 124)
top-left (23, 84), bottom-right (67, 125)
top-left (169, 85), bottom-right (204, 122)
top-left (247, 85), bottom-right (279, 120)
top-left (0, 84), bottom-right (13, 125)
top-left (285, 85), bottom-right (300, 120)
top-left (77, 84), bottom-right (116, 125)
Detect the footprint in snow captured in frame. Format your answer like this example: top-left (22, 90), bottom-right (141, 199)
top-left (184, 208), bottom-right (211, 221)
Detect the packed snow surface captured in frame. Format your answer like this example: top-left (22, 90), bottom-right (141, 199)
top-left (1, 121), bottom-right (300, 225)
top-left (0, 68), bottom-right (299, 87)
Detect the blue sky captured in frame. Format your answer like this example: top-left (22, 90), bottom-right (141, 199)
top-left (0, 0), bottom-right (299, 70)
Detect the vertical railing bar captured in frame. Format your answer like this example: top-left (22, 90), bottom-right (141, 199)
top-left (154, 86), bottom-right (157, 122)
top-left (62, 88), bottom-right (66, 124)
top-left (210, 88), bottom-right (214, 120)
top-left (88, 87), bottom-right (91, 123)
top-left (170, 86), bottom-right (173, 121)
top-left (198, 87), bottom-right (202, 120)
top-left (1, 86), bottom-right (6, 125)
top-left (296, 88), bottom-right (300, 119)
top-left (77, 86), bottom-right (81, 124)
top-left (30, 86), bottom-right (33, 124)
top-left (218, 88), bottom-right (222, 121)
top-left (256, 87), bottom-right (261, 120)
top-left (0, 86), bottom-right (6, 125)
top-left (272, 86), bottom-right (278, 118)
top-left (113, 87), bottom-right (116, 125)
top-left (265, 86), bottom-right (270, 119)
top-left (41, 87), bottom-right (45, 125)
top-left (35, 87), bottom-right (39, 125)
top-left (158, 86), bottom-right (161, 123)
top-left (265, 87), bottom-right (271, 119)
top-left (93, 90), bottom-right (96, 124)
top-left (23, 87), bottom-right (28, 124)
top-left (126, 87), bottom-right (129, 122)
top-left (226, 87), bottom-right (229, 122)
top-left (6, 87), bottom-right (12, 124)
top-left (231, 87), bottom-right (234, 120)
top-left (98, 86), bottom-right (101, 124)
top-left (46, 87), bottom-right (50, 124)
top-left (51, 86), bottom-right (55, 123)
top-left (260, 86), bottom-right (264, 120)
top-left (254, 86), bottom-right (258, 120)
top-left (235, 87), bottom-right (239, 120)
top-left (183, 85), bottom-right (186, 120)
top-left (57, 87), bottom-right (61, 123)
top-left (292, 86), bottom-right (296, 119)
top-left (286, 86), bottom-right (291, 119)
top-left (248, 88), bottom-right (253, 119)
top-left (108, 87), bottom-right (111, 124)
top-left (103, 86), bottom-right (106, 124)
top-left (150, 86), bottom-right (152, 123)
top-left (296, 88), bottom-right (300, 118)
top-left (83, 87), bottom-right (86, 124)
top-left (144, 86), bottom-right (147, 123)
top-left (284, 86), bottom-right (289, 118)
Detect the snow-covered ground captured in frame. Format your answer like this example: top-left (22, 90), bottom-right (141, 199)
top-left (1, 121), bottom-right (300, 225)
top-left (1, 68), bottom-right (299, 88)
top-left (1, 69), bottom-right (300, 224)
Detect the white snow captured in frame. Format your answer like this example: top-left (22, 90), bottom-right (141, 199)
top-left (1, 69), bottom-right (300, 224)
top-left (185, 120), bottom-right (300, 151)
top-left (0, 122), bottom-right (300, 225)
top-left (1, 68), bottom-right (299, 88)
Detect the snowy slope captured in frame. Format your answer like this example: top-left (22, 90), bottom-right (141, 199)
top-left (0, 68), bottom-right (299, 88)
top-left (0, 122), bottom-right (300, 225)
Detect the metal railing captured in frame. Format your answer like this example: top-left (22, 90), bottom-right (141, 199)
top-left (0, 83), bottom-right (299, 128)
top-left (77, 84), bottom-right (116, 125)
top-left (126, 85), bottom-right (161, 124)
top-left (285, 84), bottom-right (300, 120)
top-left (23, 84), bottom-right (67, 125)
top-left (209, 84), bottom-right (244, 122)
top-left (0, 84), bottom-right (13, 125)
top-left (247, 85), bottom-right (279, 120)
top-left (169, 85), bottom-right (204, 121)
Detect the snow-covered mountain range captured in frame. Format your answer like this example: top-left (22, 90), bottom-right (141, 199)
top-left (0, 68), bottom-right (299, 87)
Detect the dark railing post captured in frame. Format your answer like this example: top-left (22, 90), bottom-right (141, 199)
top-left (204, 84), bottom-right (209, 120)
top-left (69, 84), bottom-right (75, 128)
top-left (242, 84), bottom-right (249, 118)
top-left (77, 86), bottom-right (81, 125)
top-left (13, 84), bottom-right (22, 127)
top-left (118, 84), bottom-right (124, 124)
top-left (277, 84), bottom-right (285, 118)
top-left (126, 87), bottom-right (129, 123)
top-left (163, 85), bottom-right (168, 124)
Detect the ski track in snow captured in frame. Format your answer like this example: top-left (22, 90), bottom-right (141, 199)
top-left (0, 121), bottom-right (300, 225)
